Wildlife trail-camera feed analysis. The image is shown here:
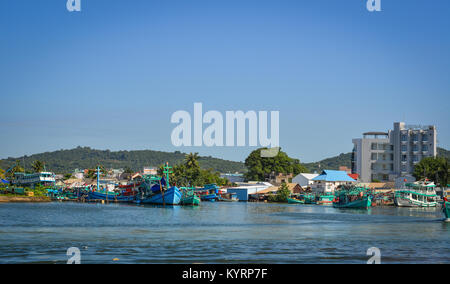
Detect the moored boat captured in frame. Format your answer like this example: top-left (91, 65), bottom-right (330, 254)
top-left (317, 195), bottom-right (334, 205)
top-left (135, 163), bottom-right (182, 205)
top-left (88, 190), bottom-right (136, 202)
top-left (287, 197), bottom-right (305, 204)
top-left (302, 193), bottom-right (316, 204)
top-left (394, 181), bottom-right (438, 207)
top-left (333, 186), bottom-right (372, 209)
top-left (443, 197), bottom-right (450, 221)
top-left (180, 187), bottom-right (201, 206)
top-left (196, 184), bottom-right (220, 202)
top-left (136, 186), bottom-right (182, 205)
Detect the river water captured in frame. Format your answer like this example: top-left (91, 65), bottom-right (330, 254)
top-left (0, 201), bottom-right (448, 264)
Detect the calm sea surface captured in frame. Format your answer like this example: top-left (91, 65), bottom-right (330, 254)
top-left (0, 201), bottom-right (448, 264)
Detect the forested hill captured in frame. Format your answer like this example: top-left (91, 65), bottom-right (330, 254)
top-left (303, 153), bottom-right (352, 173)
top-left (304, 147), bottom-right (449, 173)
top-left (0, 147), bottom-right (247, 174)
top-left (1, 146), bottom-right (448, 175)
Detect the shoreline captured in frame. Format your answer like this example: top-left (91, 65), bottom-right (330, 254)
top-left (0, 195), bottom-right (51, 203)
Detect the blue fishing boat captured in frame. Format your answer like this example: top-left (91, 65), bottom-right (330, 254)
top-left (196, 184), bottom-right (220, 202)
top-left (86, 166), bottom-right (136, 202)
top-left (88, 190), bottom-right (135, 202)
top-left (134, 163), bottom-right (182, 205)
top-left (136, 186), bottom-right (182, 205)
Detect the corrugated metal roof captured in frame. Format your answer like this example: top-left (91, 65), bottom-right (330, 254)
top-left (312, 170), bottom-right (356, 182)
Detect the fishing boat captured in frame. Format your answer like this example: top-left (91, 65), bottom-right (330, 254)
top-left (302, 193), bottom-right (316, 204)
top-left (180, 187), bottom-right (201, 206)
top-left (443, 197), bottom-right (449, 221)
top-left (287, 196), bottom-right (305, 204)
top-left (134, 163), bottom-right (182, 205)
top-left (88, 190), bottom-right (136, 202)
top-left (136, 186), bottom-right (182, 205)
top-left (333, 186), bottom-right (372, 209)
top-left (316, 195), bottom-right (334, 205)
top-left (196, 184), bottom-right (220, 202)
top-left (394, 181), bottom-right (438, 207)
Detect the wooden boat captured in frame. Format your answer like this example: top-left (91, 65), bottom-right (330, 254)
top-left (287, 197), bottom-right (305, 204)
top-left (135, 163), bottom-right (182, 205)
top-left (180, 187), bottom-right (201, 206)
top-left (394, 181), bottom-right (438, 207)
top-left (333, 186), bottom-right (372, 209)
top-left (136, 186), bottom-right (182, 205)
top-left (88, 190), bottom-right (136, 202)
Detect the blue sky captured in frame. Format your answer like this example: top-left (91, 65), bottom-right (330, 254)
top-left (0, 0), bottom-right (449, 163)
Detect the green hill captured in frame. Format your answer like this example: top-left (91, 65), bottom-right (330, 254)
top-left (303, 152), bottom-right (352, 173)
top-left (304, 147), bottom-right (449, 173)
top-left (0, 147), bottom-right (247, 174)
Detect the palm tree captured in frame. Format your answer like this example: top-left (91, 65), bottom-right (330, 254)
top-left (6, 160), bottom-right (25, 179)
top-left (31, 160), bottom-right (45, 173)
top-left (185, 153), bottom-right (200, 169)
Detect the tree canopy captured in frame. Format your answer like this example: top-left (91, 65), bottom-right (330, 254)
top-left (413, 157), bottom-right (449, 188)
top-left (159, 153), bottom-right (230, 188)
top-left (244, 148), bottom-right (309, 181)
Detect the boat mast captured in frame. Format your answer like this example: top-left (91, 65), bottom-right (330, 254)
top-left (163, 162), bottom-right (173, 188)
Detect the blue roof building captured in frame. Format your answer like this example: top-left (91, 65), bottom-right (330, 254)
top-left (312, 170), bottom-right (356, 182)
top-left (311, 170), bottom-right (356, 194)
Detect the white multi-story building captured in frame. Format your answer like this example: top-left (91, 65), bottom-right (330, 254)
top-left (352, 122), bottom-right (437, 183)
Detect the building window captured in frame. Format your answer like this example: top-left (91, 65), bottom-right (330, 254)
top-left (371, 153), bottom-right (377, 160)
top-left (422, 145), bottom-right (428, 152)
top-left (422, 135), bottom-right (428, 142)
top-left (413, 155), bottom-right (419, 162)
top-left (401, 145), bottom-right (407, 152)
top-left (401, 135), bottom-right (408, 142)
top-left (402, 165), bottom-right (407, 172)
top-left (402, 155), bottom-right (407, 162)
top-left (413, 145), bottom-right (419, 152)
top-left (371, 143), bottom-right (377, 150)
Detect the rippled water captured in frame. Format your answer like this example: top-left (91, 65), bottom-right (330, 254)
top-left (0, 202), bottom-right (448, 264)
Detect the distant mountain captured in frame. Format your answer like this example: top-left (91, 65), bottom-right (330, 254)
top-left (0, 147), bottom-right (247, 174)
top-left (304, 147), bottom-right (449, 173)
top-left (1, 146), bottom-right (448, 176)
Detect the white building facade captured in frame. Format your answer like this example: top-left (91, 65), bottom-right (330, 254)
top-left (352, 122), bottom-right (437, 183)
top-left (292, 173), bottom-right (319, 188)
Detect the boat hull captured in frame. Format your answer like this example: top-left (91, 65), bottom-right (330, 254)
top-left (200, 194), bottom-right (218, 202)
top-left (287, 198), bottom-right (305, 204)
top-left (394, 196), bottom-right (437, 207)
top-left (88, 191), bottom-right (135, 202)
top-left (181, 195), bottom-right (201, 206)
top-left (333, 196), bottom-right (372, 209)
top-left (444, 202), bottom-right (450, 221)
top-left (137, 187), bottom-right (182, 205)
